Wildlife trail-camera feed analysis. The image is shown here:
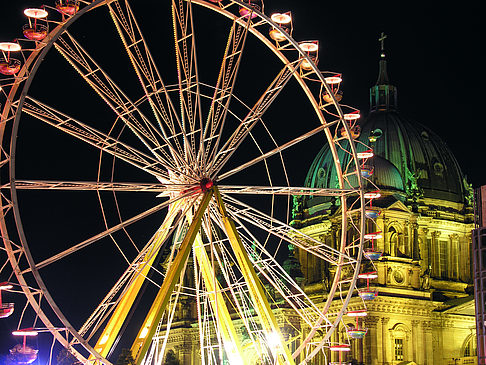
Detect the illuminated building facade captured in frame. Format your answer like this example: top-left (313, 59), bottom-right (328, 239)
top-left (290, 45), bottom-right (477, 364)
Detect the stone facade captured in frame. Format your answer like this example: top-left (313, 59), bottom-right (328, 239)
top-left (293, 199), bottom-right (475, 365)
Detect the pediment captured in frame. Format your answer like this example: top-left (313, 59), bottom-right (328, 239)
top-left (384, 199), bottom-right (412, 214)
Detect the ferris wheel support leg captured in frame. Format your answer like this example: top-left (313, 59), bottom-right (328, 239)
top-left (89, 202), bottom-right (183, 359)
top-left (213, 187), bottom-right (296, 365)
top-left (192, 233), bottom-right (246, 363)
top-left (130, 190), bottom-right (214, 365)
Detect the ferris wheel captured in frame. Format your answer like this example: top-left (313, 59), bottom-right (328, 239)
top-left (0, 0), bottom-right (373, 364)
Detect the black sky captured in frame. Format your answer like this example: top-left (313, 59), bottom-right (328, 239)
top-left (0, 0), bottom-right (483, 362)
top-left (1, 1), bottom-right (483, 185)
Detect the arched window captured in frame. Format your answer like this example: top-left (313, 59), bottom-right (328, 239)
top-left (463, 334), bottom-right (477, 357)
top-left (389, 323), bottom-right (410, 362)
top-left (388, 224), bottom-right (409, 258)
top-left (389, 226), bottom-right (404, 257)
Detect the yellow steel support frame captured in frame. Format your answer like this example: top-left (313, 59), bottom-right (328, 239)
top-left (192, 233), bottom-right (246, 363)
top-left (213, 187), bottom-right (296, 365)
top-left (131, 190), bottom-right (213, 364)
top-left (90, 200), bottom-right (184, 359)
top-left (94, 186), bottom-right (294, 365)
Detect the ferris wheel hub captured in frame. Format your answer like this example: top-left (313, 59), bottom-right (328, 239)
top-left (199, 178), bottom-right (213, 192)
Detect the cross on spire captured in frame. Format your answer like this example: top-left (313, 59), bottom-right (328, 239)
top-left (379, 32), bottom-right (387, 51)
top-left (379, 32), bottom-right (387, 58)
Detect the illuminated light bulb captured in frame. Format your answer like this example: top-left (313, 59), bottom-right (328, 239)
top-left (0, 282), bottom-right (13, 290)
top-left (364, 232), bottom-right (383, 240)
top-left (24, 8), bottom-right (48, 19)
top-left (266, 331), bottom-right (281, 351)
top-left (358, 271), bottom-right (378, 279)
top-left (346, 309), bottom-right (368, 317)
top-left (0, 42), bottom-right (21, 52)
top-left (12, 329), bottom-right (38, 336)
top-left (223, 340), bottom-right (244, 365)
top-left (357, 150), bottom-right (374, 159)
top-left (270, 12), bottom-right (291, 24)
top-left (324, 76), bottom-right (342, 85)
top-left (343, 112), bottom-right (360, 121)
top-left (299, 42), bottom-right (318, 52)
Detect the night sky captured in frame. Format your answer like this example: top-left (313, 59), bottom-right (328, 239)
top-left (1, 1), bottom-right (483, 184)
top-left (0, 0), bottom-right (483, 363)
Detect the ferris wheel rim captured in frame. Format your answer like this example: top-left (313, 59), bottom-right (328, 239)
top-left (0, 0), bottom-right (367, 363)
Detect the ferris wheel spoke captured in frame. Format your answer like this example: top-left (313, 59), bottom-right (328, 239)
top-left (172, 0), bottom-right (204, 168)
top-left (201, 16), bottom-right (250, 171)
top-left (222, 194), bottom-right (357, 266)
top-left (208, 62), bottom-right (299, 177)
top-left (3, 180), bottom-right (191, 194)
top-left (217, 185), bottom-right (356, 197)
top-left (53, 31), bottom-right (189, 172)
top-left (107, 0), bottom-right (185, 157)
top-left (24, 193), bottom-right (189, 273)
top-left (20, 97), bottom-right (173, 180)
top-left (217, 123), bottom-right (338, 181)
top-left (220, 214), bottom-right (334, 330)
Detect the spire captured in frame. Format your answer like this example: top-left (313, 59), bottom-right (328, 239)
top-left (370, 32), bottom-right (398, 112)
top-left (376, 32), bottom-right (389, 85)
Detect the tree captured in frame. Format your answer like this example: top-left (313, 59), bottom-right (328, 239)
top-left (56, 348), bottom-right (78, 365)
top-left (116, 349), bottom-right (135, 365)
top-left (164, 350), bottom-right (179, 365)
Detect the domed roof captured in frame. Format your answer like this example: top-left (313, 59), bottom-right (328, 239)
top-left (305, 146), bottom-right (405, 193)
top-left (359, 111), bottom-right (468, 203)
top-left (304, 43), bottom-right (470, 209)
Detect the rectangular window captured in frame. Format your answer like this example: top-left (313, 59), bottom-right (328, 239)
top-left (394, 338), bottom-right (404, 361)
top-left (439, 240), bottom-right (448, 279)
top-left (452, 241), bottom-right (458, 279)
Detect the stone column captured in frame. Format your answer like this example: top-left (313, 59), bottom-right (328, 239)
top-left (411, 220), bottom-right (420, 260)
top-left (366, 316), bottom-right (380, 365)
top-left (450, 233), bottom-right (459, 280)
top-left (431, 231), bottom-right (441, 277)
top-left (381, 317), bottom-right (390, 364)
top-left (419, 227), bottom-right (429, 268)
top-left (423, 320), bottom-right (434, 364)
top-left (411, 319), bottom-right (422, 364)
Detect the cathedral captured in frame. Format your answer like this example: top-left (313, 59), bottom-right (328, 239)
top-left (162, 42), bottom-right (477, 365)
top-left (290, 41), bottom-right (477, 364)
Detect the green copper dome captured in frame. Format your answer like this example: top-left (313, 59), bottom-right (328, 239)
top-left (302, 42), bottom-right (471, 215)
top-left (359, 111), bottom-right (468, 203)
top-left (305, 147), bottom-right (405, 192)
